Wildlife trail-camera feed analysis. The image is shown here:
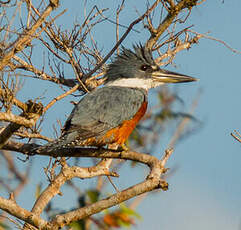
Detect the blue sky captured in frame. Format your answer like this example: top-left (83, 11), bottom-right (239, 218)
top-left (2, 1), bottom-right (241, 229)
top-left (136, 1), bottom-right (241, 229)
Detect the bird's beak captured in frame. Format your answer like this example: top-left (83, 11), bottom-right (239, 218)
top-left (151, 69), bottom-right (198, 83)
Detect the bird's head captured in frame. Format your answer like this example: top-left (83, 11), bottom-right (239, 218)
top-left (105, 45), bottom-right (197, 90)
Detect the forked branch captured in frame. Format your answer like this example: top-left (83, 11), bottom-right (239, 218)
top-left (0, 143), bottom-right (173, 229)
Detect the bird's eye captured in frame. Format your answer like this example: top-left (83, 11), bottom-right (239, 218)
top-left (140, 64), bottom-right (151, 71)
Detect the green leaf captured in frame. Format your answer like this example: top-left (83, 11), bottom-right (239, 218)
top-left (120, 204), bottom-right (142, 219)
top-left (86, 189), bottom-right (99, 203)
top-left (69, 220), bottom-right (85, 230)
top-left (117, 219), bottom-right (132, 227)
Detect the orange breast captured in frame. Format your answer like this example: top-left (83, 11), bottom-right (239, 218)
top-left (75, 101), bottom-right (147, 147)
top-left (104, 101), bottom-right (147, 145)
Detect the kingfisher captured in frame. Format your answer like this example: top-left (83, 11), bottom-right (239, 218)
top-left (44, 45), bottom-right (197, 152)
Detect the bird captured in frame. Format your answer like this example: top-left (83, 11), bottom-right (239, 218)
top-left (42, 45), bottom-right (197, 152)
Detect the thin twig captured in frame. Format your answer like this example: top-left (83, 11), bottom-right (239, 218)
top-left (231, 130), bottom-right (241, 143)
top-left (188, 29), bottom-right (241, 54)
top-left (43, 84), bottom-right (79, 113)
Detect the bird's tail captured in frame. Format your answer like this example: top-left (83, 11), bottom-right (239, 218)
top-left (34, 132), bottom-right (77, 154)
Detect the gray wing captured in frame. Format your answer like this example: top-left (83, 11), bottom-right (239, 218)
top-left (62, 86), bottom-right (146, 140)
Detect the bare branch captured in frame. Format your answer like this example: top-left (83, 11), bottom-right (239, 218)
top-left (30, 159), bottom-right (118, 217)
top-left (0, 195), bottom-right (49, 229)
top-left (2, 139), bottom-right (174, 229)
top-left (12, 55), bottom-right (77, 87)
top-left (188, 29), bottom-right (241, 54)
top-left (43, 84), bottom-right (79, 113)
top-left (0, 0), bottom-right (60, 70)
top-left (82, 0), bottom-right (162, 82)
top-left (0, 112), bottom-right (36, 127)
top-left (48, 149), bottom-right (173, 229)
top-left (0, 100), bottom-right (43, 148)
top-left (156, 34), bottom-right (202, 65)
top-left (0, 88), bottom-right (27, 111)
top-left (14, 131), bottom-right (53, 142)
top-left (146, 0), bottom-right (199, 49)
top-left (3, 140), bottom-right (169, 166)
top-left (231, 130), bottom-right (241, 144)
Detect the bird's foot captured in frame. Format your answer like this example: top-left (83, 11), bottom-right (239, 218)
top-left (106, 143), bottom-right (129, 151)
top-left (120, 143), bottom-right (129, 151)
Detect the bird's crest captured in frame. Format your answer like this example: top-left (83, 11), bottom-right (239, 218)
top-left (119, 44), bottom-right (154, 65)
top-left (105, 44), bottom-right (156, 83)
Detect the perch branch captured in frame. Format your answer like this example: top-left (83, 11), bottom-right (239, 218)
top-left (47, 149), bottom-right (173, 229)
top-left (1, 140), bottom-right (173, 230)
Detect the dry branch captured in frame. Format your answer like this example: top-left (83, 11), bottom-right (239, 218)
top-left (156, 34), bottom-right (202, 65)
top-left (12, 55), bottom-right (76, 88)
top-left (231, 130), bottom-right (241, 143)
top-left (82, 0), bottom-right (162, 82)
top-left (14, 131), bottom-right (53, 142)
top-left (0, 88), bottom-right (27, 111)
top-left (48, 149), bottom-right (172, 229)
top-left (0, 196), bottom-right (48, 229)
top-left (43, 84), bottom-right (79, 113)
top-left (30, 159), bottom-right (117, 217)
top-left (0, 100), bottom-right (43, 148)
top-left (1, 139), bottom-right (173, 229)
top-left (0, 112), bottom-right (37, 127)
top-left (146, 0), bottom-right (199, 49)
top-left (0, 0), bottom-right (60, 71)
